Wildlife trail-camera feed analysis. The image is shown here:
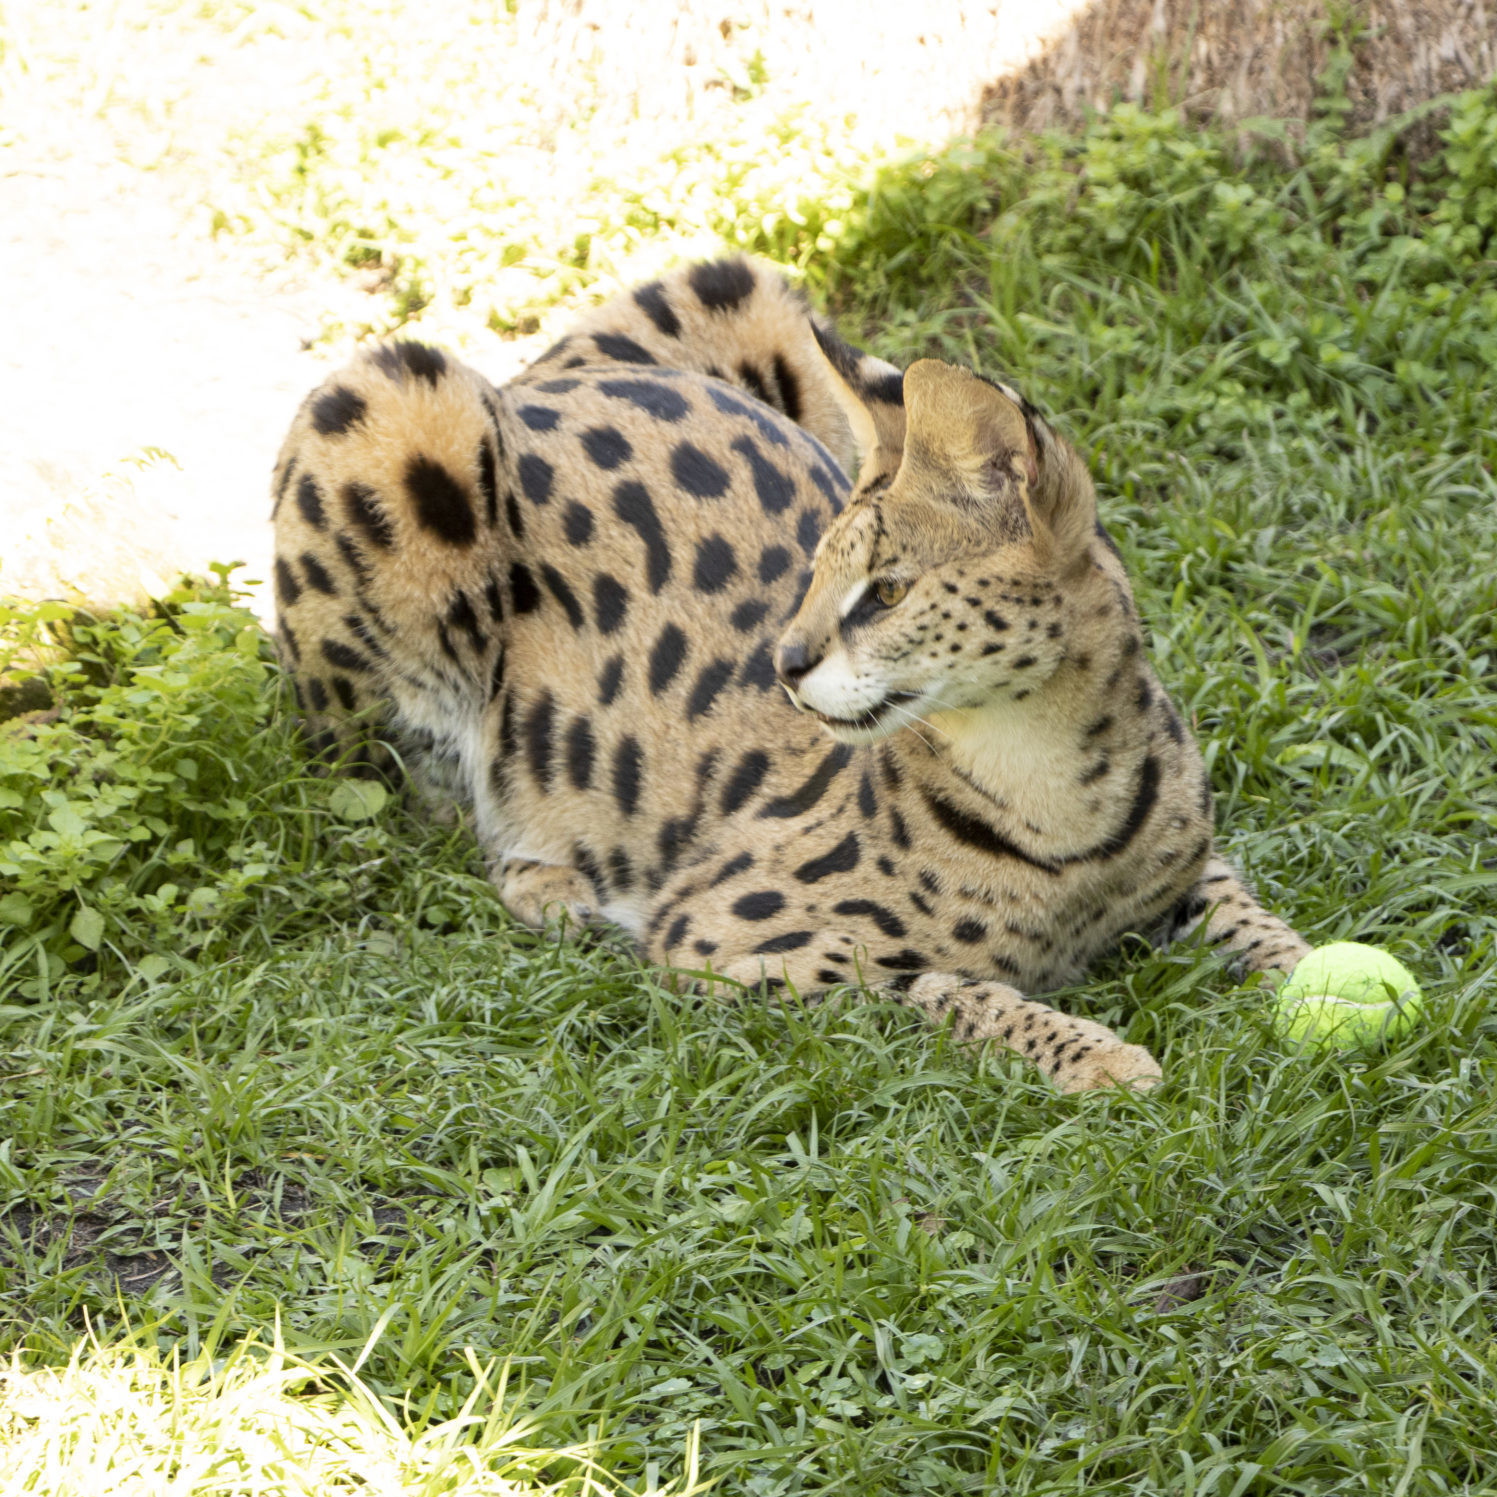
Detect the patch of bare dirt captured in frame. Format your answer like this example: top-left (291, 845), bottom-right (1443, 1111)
top-left (984, 0), bottom-right (1494, 147)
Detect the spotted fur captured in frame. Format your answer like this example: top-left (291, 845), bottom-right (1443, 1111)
top-left (271, 256), bottom-right (1308, 1092)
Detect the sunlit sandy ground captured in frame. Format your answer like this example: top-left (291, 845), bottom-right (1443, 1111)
top-left (0, 0), bottom-right (1087, 619)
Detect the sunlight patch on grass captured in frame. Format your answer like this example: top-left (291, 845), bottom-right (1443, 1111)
top-left (0, 1325), bottom-right (704, 1496)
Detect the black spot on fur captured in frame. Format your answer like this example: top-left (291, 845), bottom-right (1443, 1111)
top-left (488, 644), bottom-right (507, 700)
top-left (481, 391), bottom-right (507, 452)
top-left (331, 677), bottom-right (357, 712)
top-left (707, 385), bottom-right (790, 447)
top-left (689, 258), bottom-right (755, 311)
top-left (732, 890), bottom-right (784, 922)
top-left (311, 385), bottom-right (367, 437)
top-left (371, 341), bottom-right (446, 386)
top-left (406, 455), bottom-right (476, 546)
top-left (445, 590), bottom-right (485, 653)
top-left (273, 458), bottom-right (296, 519)
top-left (738, 640), bottom-right (777, 692)
top-left (274, 557), bottom-right (301, 608)
top-left (599, 378), bottom-right (688, 422)
top-left (858, 771), bottom-right (877, 819)
top-left (755, 930), bottom-right (812, 954)
top-left (612, 736), bottom-right (643, 815)
top-left (593, 574), bottom-right (628, 635)
top-left (1169, 892), bottom-right (1210, 934)
top-left (334, 533), bottom-right (372, 583)
top-left (518, 453), bottom-right (554, 505)
top-left (758, 546), bottom-right (791, 584)
top-left (633, 281), bottom-right (681, 337)
top-left (574, 845), bottom-right (604, 893)
top-left (296, 473), bottom-right (327, 529)
top-left (301, 552), bottom-right (337, 595)
top-left (517, 405), bottom-right (560, 432)
top-left (509, 561), bottom-right (541, 614)
top-left (593, 332), bottom-right (656, 365)
top-left (759, 744), bottom-right (851, 819)
top-left (721, 750), bottom-right (769, 815)
top-left (672, 443), bottom-right (730, 499)
top-left (537, 377), bottom-right (580, 394)
top-left (321, 638), bottom-right (371, 673)
top-left (693, 534), bottom-right (738, 593)
top-left (710, 851), bottom-right (755, 888)
top-left (738, 362), bottom-right (772, 406)
top-left (598, 654), bottom-right (624, 705)
top-left (306, 677), bottom-right (329, 712)
top-left (526, 692), bottom-right (555, 790)
top-left (562, 502), bottom-right (593, 547)
top-left (951, 918), bottom-right (986, 944)
top-left (832, 898), bottom-right (907, 939)
top-left (664, 914), bottom-right (691, 949)
top-left (566, 715), bottom-right (595, 790)
top-left (498, 694), bottom-right (516, 762)
top-left (874, 949), bottom-right (927, 972)
top-left (540, 563), bottom-right (585, 630)
top-left (686, 658), bottom-right (735, 720)
top-left (889, 809), bottom-right (911, 850)
top-left (795, 832), bottom-right (861, 883)
top-left (649, 623), bottom-right (688, 695)
top-left (771, 354), bottom-right (802, 424)
top-left (810, 465), bottom-right (847, 507)
top-left (730, 435), bottom-right (794, 514)
top-left (608, 847), bottom-right (634, 891)
top-left (612, 481), bottom-right (672, 593)
top-left (504, 492), bottom-right (525, 539)
top-left (581, 426), bottom-right (632, 470)
top-left (1079, 757), bottom-right (1110, 786)
top-left (795, 509), bottom-right (821, 556)
top-left (730, 599), bottom-right (769, 633)
top-left (477, 443), bottom-right (499, 527)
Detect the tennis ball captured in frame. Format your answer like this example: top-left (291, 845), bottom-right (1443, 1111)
top-left (1272, 941), bottom-right (1423, 1052)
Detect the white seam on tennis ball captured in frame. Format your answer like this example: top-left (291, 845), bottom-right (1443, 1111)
top-left (1293, 995), bottom-right (1408, 1007)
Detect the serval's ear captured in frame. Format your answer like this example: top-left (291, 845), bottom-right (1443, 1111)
top-left (809, 320), bottom-right (906, 486)
top-left (901, 360), bottom-right (1095, 576)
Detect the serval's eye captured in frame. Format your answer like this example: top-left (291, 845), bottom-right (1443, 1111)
top-left (874, 578), bottom-right (908, 608)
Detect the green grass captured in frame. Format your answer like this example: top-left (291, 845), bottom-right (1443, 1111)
top-left (5, 41), bottom-right (1497, 1497)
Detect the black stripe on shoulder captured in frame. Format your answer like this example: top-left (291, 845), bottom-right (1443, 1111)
top-left (920, 788), bottom-right (1057, 875)
top-left (1082, 754), bottom-right (1160, 862)
top-left (757, 744), bottom-right (852, 819)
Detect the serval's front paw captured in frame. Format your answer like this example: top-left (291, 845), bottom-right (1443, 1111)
top-left (1054, 1040), bottom-right (1162, 1094)
top-left (493, 859), bottom-right (599, 932)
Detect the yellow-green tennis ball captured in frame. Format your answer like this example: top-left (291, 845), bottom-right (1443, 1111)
top-left (1273, 942), bottom-right (1423, 1052)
